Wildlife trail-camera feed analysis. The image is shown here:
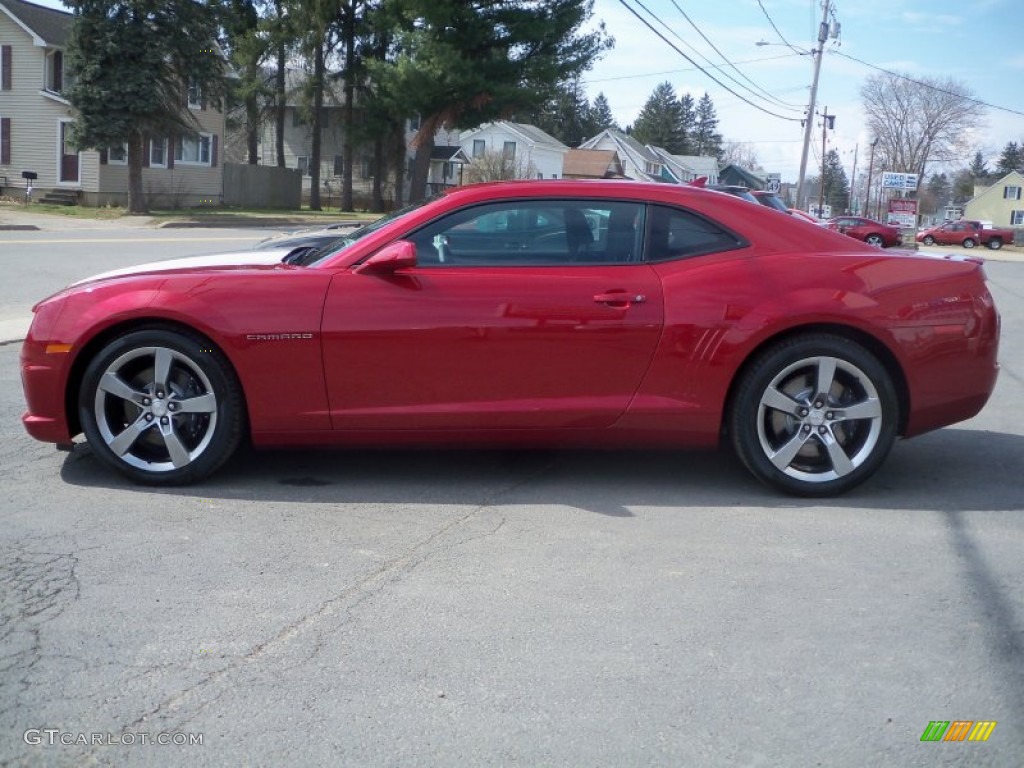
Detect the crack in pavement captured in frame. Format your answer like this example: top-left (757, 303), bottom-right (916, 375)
top-left (78, 456), bottom-right (558, 762)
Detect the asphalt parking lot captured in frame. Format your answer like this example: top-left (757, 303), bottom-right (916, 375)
top-left (1, 217), bottom-right (1022, 766)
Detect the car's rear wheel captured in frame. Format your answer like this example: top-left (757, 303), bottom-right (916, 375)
top-left (987, 238), bottom-right (1002, 250)
top-left (865, 234), bottom-right (884, 247)
top-left (729, 334), bottom-right (898, 496)
top-left (963, 238), bottom-right (976, 249)
top-left (79, 329), bottom-right (244, 485)
top-left (922, 235), bottom-right (936, 246)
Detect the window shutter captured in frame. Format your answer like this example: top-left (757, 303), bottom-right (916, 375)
top-left (167, 139), bottom-right (175, 169)
top-left (1, 118), bottom-right (10, 164)
top-left (53, 51), bottom-right (63, 92)
top-left (211, 135), bottom-right (218, 167)
top-left (1, 46), bottom-right (11, 91)
top-left (99, 148), bottom-right (108, 165)
top-left (141, 139), bottom-right (150, 168)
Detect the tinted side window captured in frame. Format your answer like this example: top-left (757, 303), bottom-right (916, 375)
top-left (407, 200), bottom-right (646, 267)
top-left (645, 205), bottom-right (746, 263)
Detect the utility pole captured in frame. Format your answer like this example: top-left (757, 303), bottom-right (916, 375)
top-left (817, 108), bottom-right (835, 217)
top-left (796, 0), bottom-right (834, 209)
top-left (848, 143), bottom-right (858, 214)
top-left (864, 137), bottom-right (879, 219)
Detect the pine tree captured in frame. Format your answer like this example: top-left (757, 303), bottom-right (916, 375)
top-left (996, 141), bottom-right (1023, 175)
top-left (692, 93), bottom-right (722, 157)
top-left (530, 78), bottom-right (593, 147)
top-left (589, 92), bottom-right (618, 133)
top-left (631, 82), bottom-right (684, 153)
top-left (818, 149), bottom-right (850, 212)
top-left (922, 172), bottom-right (951, 216)
top-left (375, 0), bottom-right (611, 201)
top-left (678, 93), bottom-right (695, 153)
top-left (66, 0), bottom-right (226, 213)
top-left (968, 150), bottom-right (990, 182)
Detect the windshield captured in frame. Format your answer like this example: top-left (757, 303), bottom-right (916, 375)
top-left (288, 197), bottom-right (441, 267)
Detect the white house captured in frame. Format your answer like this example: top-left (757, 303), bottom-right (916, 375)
top-left (460, 121), bottom-right (568, 180)
top-left (580, 129), bottom-right (720, 186)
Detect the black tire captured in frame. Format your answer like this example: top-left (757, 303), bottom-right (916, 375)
top-left (962, 238), bottom-right (976, 249)
top-left (865, 234), bottom-right (884, 247)
top-left (78, 328), bottom-right (244, 485)
top-left (987, 238), bottom-right (1002, 250)
top-left (729, 334), bottom-right (898, 497)
top-left (922, 235), bottom-right (936, 246)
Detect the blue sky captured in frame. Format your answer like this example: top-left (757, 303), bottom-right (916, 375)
top-left (32, 0), bottom-right (1024, 183)
top-left (585, 0), bottom-right (1024, 180)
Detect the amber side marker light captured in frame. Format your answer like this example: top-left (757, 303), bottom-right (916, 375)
top-left (45, 344), bottom-right (73, 354)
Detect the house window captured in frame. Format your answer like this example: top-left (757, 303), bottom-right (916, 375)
top-left (442, 161), bottom-right (453, 180)
top-left (360, 155), bottom-right (374, 179)
top-left (1004, 186), bottom-right (1022, 200)
top-left (408, 115), bottom-right (421, 132)
top-left (333, 155), bottom-right (343, 176)
top-left (472, 139), bottom-right (485, 158)
top-left (150, 138), bottom-right (168, 167)
top-left (47, 50), bottom-right (64, 93)
top-left (292, 110), bottom-right (304, 128)
top-left (1, 45), bottom-right (12, 92)
top-left (108, 144), bottom-right (128, 165)
top-left (187, 78), bottom-right (203, 109)
top-left (1, 116), bottom-right (10, 165)
top-left (1011, 210), bottom-right (1024, 226)
top-left (503, 141), bottom-right (516, 159)
top-left (175, 133), bottom-right (211, 165)
top-left (296, 156), bottom-right (309, 175)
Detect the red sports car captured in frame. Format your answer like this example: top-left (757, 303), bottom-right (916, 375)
top-left (825, 216), bottom-right (902, 248)
top-left (20, 180), bottom-right (1000, 496)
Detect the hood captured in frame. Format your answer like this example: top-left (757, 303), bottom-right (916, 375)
top-left (71, 248), bottom-right (294, 286)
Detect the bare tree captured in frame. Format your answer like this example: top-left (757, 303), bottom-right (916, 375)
top-left (860, 72), bottom-right (983, 179)
top-left (720, 141), bottom-right (763, 171)
top-left (464, 151), bottom-right (537, 184)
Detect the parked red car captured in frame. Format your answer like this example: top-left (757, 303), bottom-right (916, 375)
top-left (20, 180), bottom-right (1000, 496)
top-left (825, 216), bottom-right (902, 248)
top-left (916, 220), bottom-right (1014, 250)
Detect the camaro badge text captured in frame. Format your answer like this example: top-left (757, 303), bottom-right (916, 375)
top-left (245, 333), bottom-right (315, 341)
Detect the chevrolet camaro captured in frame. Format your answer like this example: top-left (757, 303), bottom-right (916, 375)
top-left (20, 181), bottom-right (1000, 496)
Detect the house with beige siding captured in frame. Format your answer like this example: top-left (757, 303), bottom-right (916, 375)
top-left (964, 171), bottom-right (1024, 228)
top-left (0, 0), bottom-right (225, 207)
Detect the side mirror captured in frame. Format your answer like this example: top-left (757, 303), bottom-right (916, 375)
top-left (355, 240), bottom-right (417, 274)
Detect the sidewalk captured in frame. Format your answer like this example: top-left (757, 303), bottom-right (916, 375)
top-left (0, 204), bottom-right (373, 232)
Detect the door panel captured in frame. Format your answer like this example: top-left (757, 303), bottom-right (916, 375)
top-left (321, 265), bottom-right (664, 430)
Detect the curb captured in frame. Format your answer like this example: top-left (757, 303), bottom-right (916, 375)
top-left (157, 217), bottom-right (376, 230)
top-left (0, 224), bottom-right (40, 231)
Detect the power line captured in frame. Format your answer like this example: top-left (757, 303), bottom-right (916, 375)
top-left (831, 50), bottom-right (1024, 118)
top-left (614, 0), bottom-right (802, 122)
top-left (583, 53), bottom-right (801, 85)
top-left (757, 0), bottom-right (802, 55)
top-left (667, 0), bottom-right (804, 110)
top-left (629, 0), bottom-right (801, 113)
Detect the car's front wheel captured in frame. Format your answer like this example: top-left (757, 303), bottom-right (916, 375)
top-left (79, 328), bottom-right (244, 484)
top-left (729, 334), bottom-right (898, 496)
top-left (865, 234), bottom-right (884, 247)
top-left (922, 235), bottom-right (936, 246)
